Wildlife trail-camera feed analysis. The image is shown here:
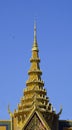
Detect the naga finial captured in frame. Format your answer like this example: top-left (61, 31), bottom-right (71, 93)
top-left (57, 105), bottom-right (63, 117)
top-left (8, 104), bottom-right (13, 117)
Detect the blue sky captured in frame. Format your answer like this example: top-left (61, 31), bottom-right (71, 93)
top-left (0, 0), bottom-right (72, 120)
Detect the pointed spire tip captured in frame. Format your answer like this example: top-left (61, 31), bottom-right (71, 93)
top-left (32, 22), bottom-right (39, 51)
top-left (34, 21), bottom-right (37, 42)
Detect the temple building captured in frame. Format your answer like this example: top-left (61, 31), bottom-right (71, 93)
top-left (0, 24), bottom-right (72, 130)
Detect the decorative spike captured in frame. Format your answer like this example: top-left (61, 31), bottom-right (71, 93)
top-left (32, 22), bottom-right (39, 51)
top-left (34, 21), bottom-right (37, 43)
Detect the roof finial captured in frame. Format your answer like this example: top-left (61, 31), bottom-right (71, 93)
top-left (34, 21), bottom-right (37, 43)
top-left (32, 21), bottom-right (39, 51)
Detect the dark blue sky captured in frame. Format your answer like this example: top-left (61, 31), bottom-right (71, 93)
top-left (0, 1), bottom-right (72, 120)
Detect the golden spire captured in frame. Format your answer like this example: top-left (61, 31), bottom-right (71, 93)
top-left (32, 22), bottom-right (39, 51)
top-left (14, 24), bottom-right (54, 126)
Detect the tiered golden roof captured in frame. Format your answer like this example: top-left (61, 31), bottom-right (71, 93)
top-left (14, 23), bottom-right (55, 126)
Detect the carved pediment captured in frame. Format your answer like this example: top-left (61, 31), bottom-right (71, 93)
top-left (24, 113), bottom-right (46, 130)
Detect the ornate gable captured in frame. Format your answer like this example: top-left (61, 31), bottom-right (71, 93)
top-left (24, 113), bottom-right (46, 130)
top-left (22, 111), bottom-right (50, 130)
